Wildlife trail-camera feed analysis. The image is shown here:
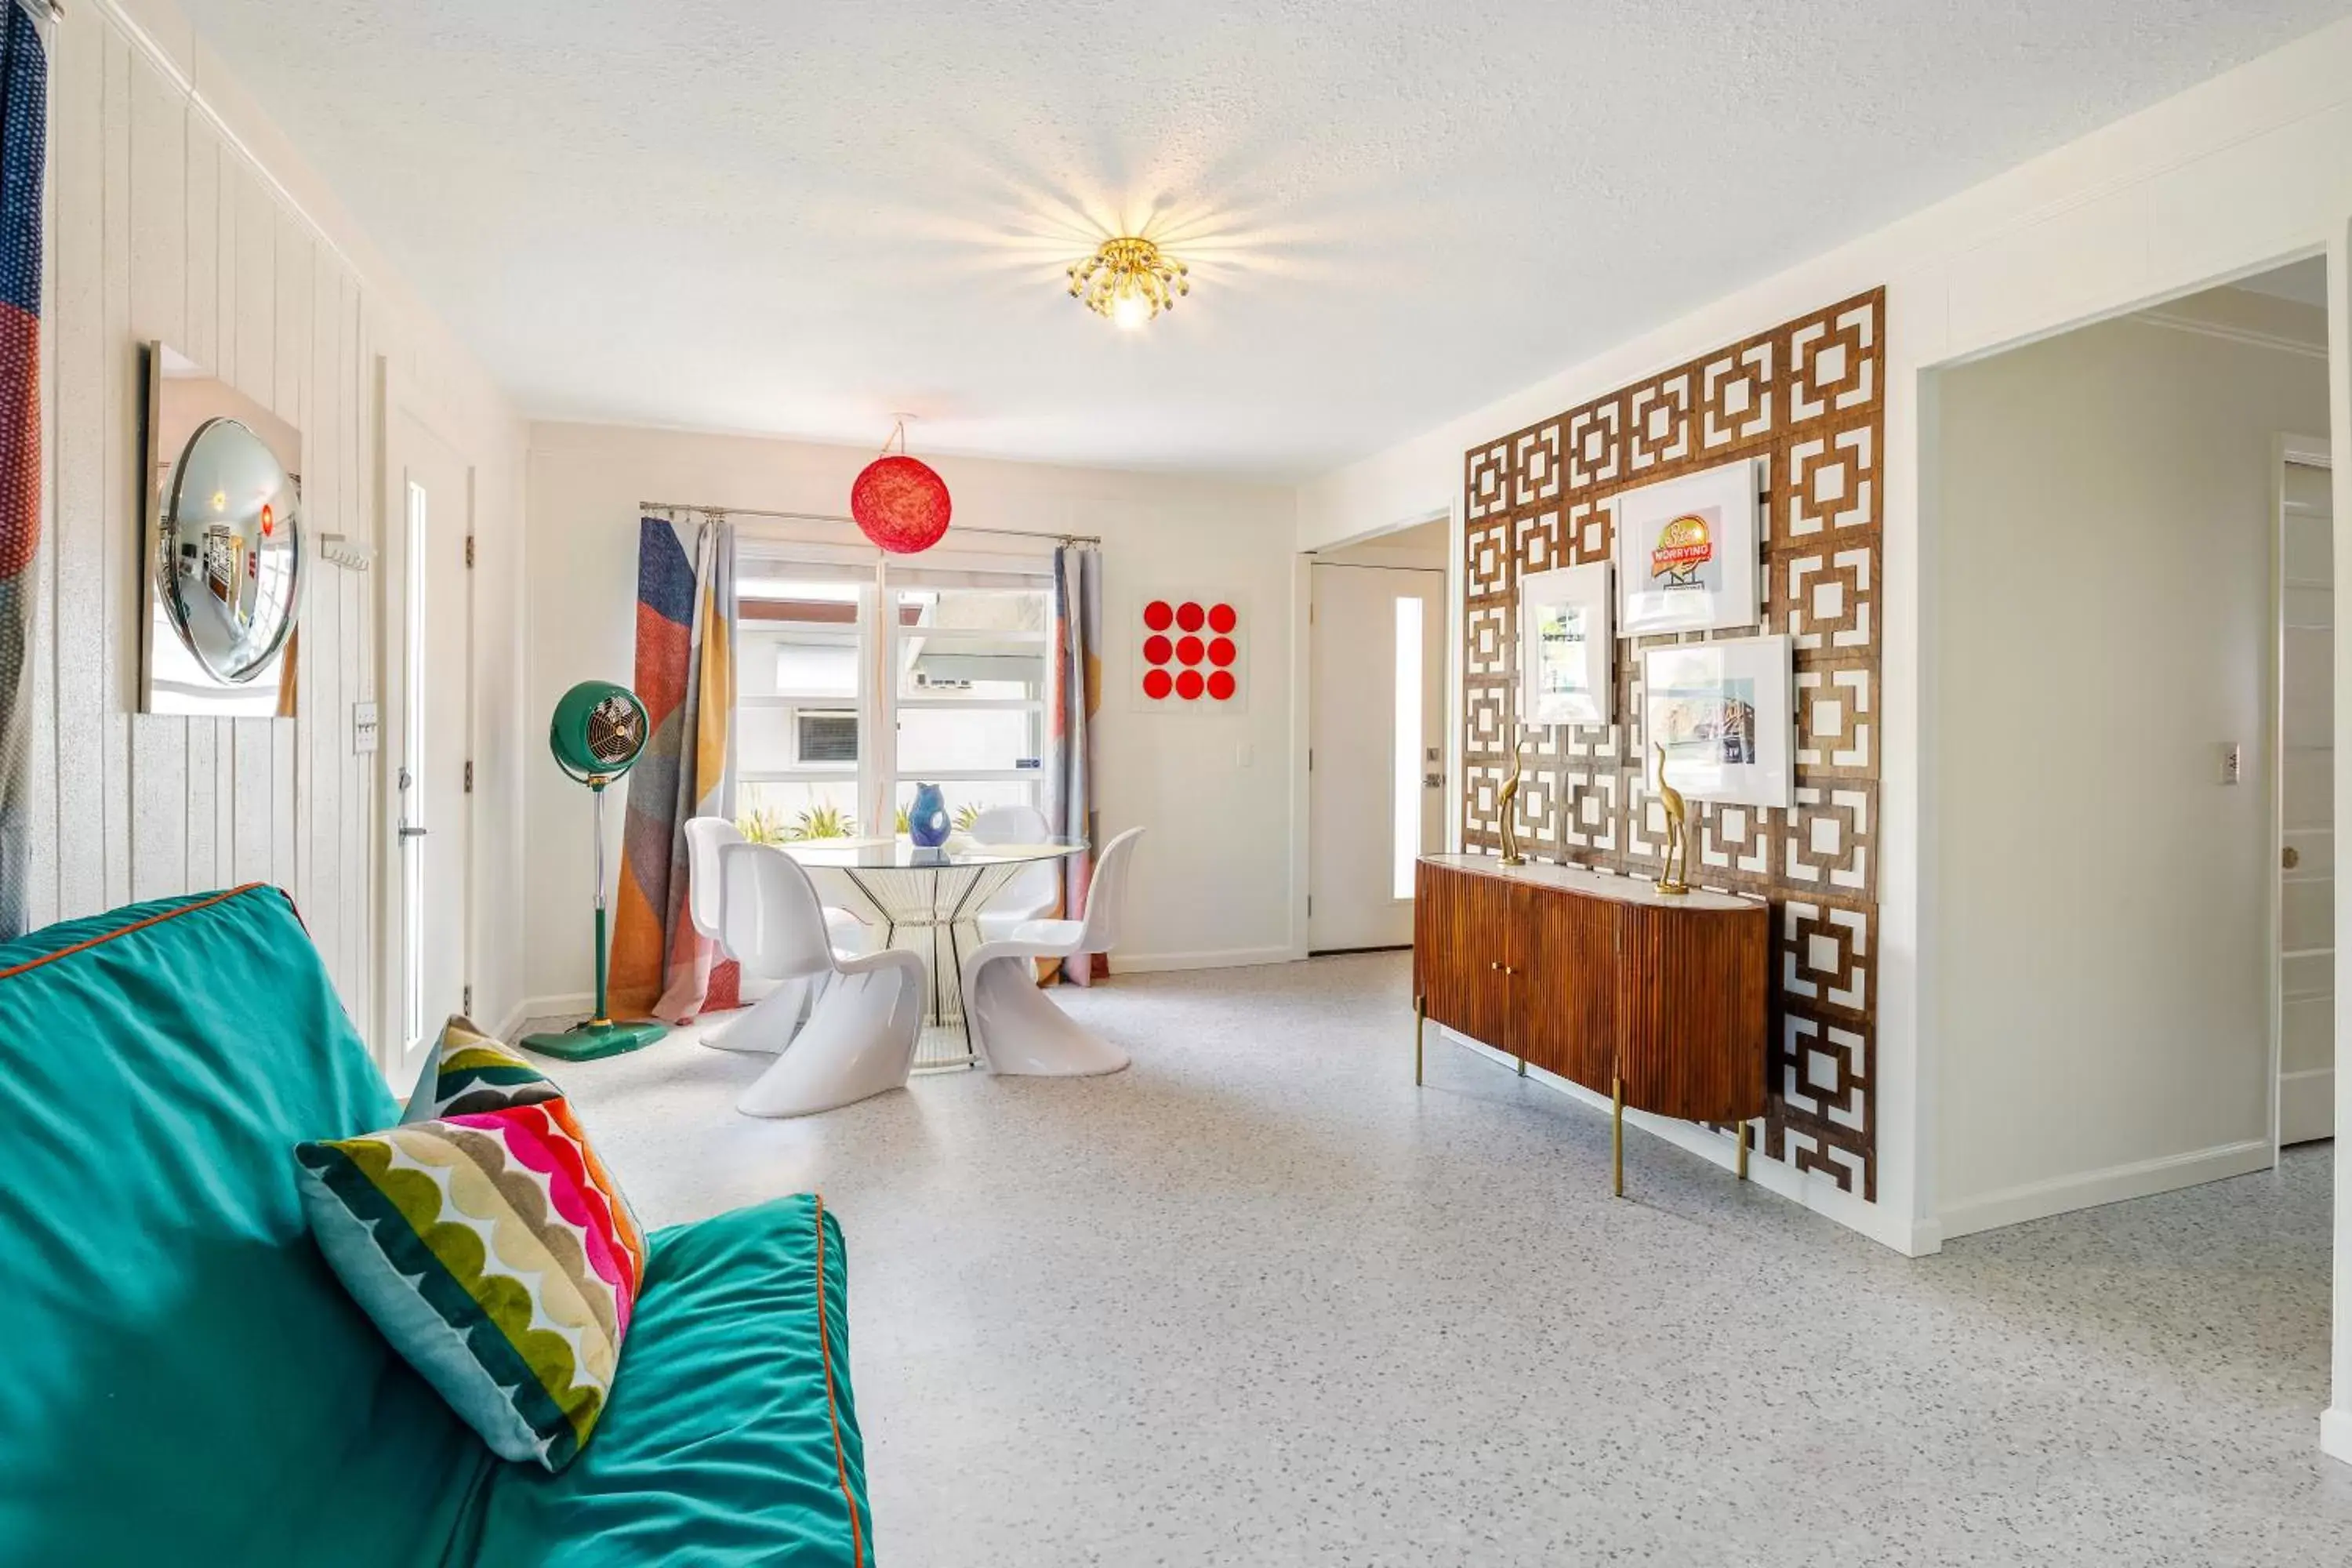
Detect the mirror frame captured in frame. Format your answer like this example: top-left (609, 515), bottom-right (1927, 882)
top-left (138, 343), bottom-right (307, 716)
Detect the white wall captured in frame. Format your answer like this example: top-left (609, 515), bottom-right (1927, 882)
top-left (518, 421), bottom-right (1299, 1011)
top-left (20, 0), bottom-right (530, 1044)
top-left (1933, 292), bottom-right (2327, 1236)
top-left (1289, 13), bottom-right (2352, 1457)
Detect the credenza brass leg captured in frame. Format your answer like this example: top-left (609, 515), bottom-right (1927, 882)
top-left (1414, 995), bottom-right (1425, 1087)
top-left (1516, 1054), bottom-right (1526, 1077)
top-left (1735, 1118), bottom-right (1749, 1182)
top-left (1611, 1075), bottom-right (1624, 1198)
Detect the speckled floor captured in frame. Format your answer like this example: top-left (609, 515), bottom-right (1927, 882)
top-left (546, 953), bottom-right (2352, 1566)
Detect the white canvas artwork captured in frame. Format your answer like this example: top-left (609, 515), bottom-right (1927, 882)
top-left (1641, 634), bottom-right (1793, 808)
top-left (1613, 458), bottom-right (1762, 636)
top-left (1519, 563), bottom-right (1611, 727)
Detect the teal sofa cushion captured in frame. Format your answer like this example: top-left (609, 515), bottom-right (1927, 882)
top-left (0, 888), bottom-right (875, 1566)
top-left (463, 1195), bottom-right (874, 1566)
top-left (0, 887), bottom-right (488, 1568)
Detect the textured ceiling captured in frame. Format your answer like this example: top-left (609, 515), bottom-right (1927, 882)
top-left (180, 0), bottom-right (2351, 477)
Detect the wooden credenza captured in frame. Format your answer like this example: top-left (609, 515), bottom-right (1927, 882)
top-left (1412, 854), bottom-right (1770, 1192)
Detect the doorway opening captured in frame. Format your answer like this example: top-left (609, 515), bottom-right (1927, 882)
top-left (384, 402), bottom-right (477, 1091)
top-left (1927, 252), bottom-right (2334, 1421)
top-left (1305, 517), bottom-right (1448, 955)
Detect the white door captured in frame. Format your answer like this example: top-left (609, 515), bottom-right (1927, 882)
top-left (2279, 454), bottom-right (2333, 1145)
top-left (1308, 562), bottom-right (1444, 952)
top-left (387, 411), bottom-right (474, 1083)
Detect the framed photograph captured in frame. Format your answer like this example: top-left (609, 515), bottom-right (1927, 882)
top-left (1519, 563), bottom-right (1611, 726)
top-left (1641, 634), bottom-right (1793, 808)
top-left (1612, 457), bottom-right (1761, 636)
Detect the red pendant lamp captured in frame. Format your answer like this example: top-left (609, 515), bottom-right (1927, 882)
top-left (851, 418), bottom-right (951, 554)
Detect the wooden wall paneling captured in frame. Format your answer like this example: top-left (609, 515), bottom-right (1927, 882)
top-left (1460, 289), bottom-right (1886, 1198)
top-left (354, 273), bottom-right (376, 1029)
top-left (183, 704), bottom-right (216, 888)
top-left (211, 702), bottom-right (234, 887)
top-left (232, 163), bottom-right (273, 414)
top-left (180, 122), bottom-right (218, 891)
top-left (127, 54), bottom-right (186, 904)
top-left (99, 27), bottom-right (132, 912)
top-left (273, 212), bottom-right (310, 898)
top-left (49, 9), bottom-right (103, 920)
top-left (223, 162), bottom-right (275, 891)
top-left (306, 255), bottom-right (345, 998)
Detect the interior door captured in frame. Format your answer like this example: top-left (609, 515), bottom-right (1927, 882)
top-left (2279, 455), bottom-right (2333, 1145)
top-left (387, 410), bottom-right (474, 1083)
top-left (1309, 562), bottom-right (1445, 951)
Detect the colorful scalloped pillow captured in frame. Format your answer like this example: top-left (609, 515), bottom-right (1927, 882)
top-left (296, 1057), bottom-right (646, 1471)
top-left (404, 1014), bottom-right (564, 1121)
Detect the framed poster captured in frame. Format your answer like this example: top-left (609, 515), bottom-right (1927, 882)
top-left (1612, 457), bottom-right (1761, 636)
top-left (1641, 634), bottom-right (1793, 807)
top-left (1134, 591), bottom-right (1247, 711)
top-left (1519, 563), bottom-right (1611, 726)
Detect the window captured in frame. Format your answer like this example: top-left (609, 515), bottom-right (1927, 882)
top-left (1393, 595), bottom-right (1423, 899)
top-left (735, 543), bottom-right (1053, 841)
top-left (736, 570), bottom-right (865, 838)
top-left (890, 581), bottom-right (1048, 829)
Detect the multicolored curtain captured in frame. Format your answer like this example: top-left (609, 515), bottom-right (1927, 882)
top-left (0, 1), bottom-right (45, 942)
top-left (1046, 543), bottom-right (1102, 984)
top-left (610, 512), bottom-right (738, 1021)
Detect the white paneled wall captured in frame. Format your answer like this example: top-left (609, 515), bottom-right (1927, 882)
top-left (23, 2), bottom-right (529, 1049)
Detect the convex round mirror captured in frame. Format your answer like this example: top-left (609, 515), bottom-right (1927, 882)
top-left (159, 416), bottom-right (303, 684)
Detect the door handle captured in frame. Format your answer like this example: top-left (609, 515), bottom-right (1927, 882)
top-left (399, 826), bottom-right (429, 839)
top-left (2282, 845), bottom-right (2302, 869)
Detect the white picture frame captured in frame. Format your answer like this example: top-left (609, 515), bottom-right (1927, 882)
top-left (1519, 563), bottom-right (1612, 727)
top-left (1641, 634), bottom-right (1793, 808)
top-left (1612, 457), bottom-right (1762, 636)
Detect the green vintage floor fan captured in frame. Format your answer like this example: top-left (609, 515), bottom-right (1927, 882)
top-left (521, 681), bottom-right (671, 1062)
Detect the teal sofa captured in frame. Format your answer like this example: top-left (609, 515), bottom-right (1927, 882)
top-left (0, 885), bottom-right (874, 1566)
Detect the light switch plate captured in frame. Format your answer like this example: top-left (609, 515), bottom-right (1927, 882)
top-left (353, 701), bottom-right (379, 755)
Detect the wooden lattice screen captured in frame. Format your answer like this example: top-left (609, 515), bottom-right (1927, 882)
top-left (1461, 289), bottom-right (1884, 1198)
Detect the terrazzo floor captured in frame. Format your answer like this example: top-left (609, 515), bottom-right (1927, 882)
top-left (545, 952), bottom-right (2352, 1566)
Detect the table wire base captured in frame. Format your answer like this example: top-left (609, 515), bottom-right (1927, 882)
top-left (914, 1022), bottom-right (978, 1073)
top-left (812, 858), bottom-right (1026, 1074)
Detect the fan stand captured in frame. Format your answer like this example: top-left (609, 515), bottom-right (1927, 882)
top-left (521, 781), bottom-right (669, 1062)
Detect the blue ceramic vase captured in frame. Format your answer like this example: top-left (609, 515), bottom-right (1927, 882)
top-left (907, 782), bottom-right (950, 847)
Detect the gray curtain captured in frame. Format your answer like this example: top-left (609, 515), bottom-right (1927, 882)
top-left (1047, 543), bottom-right (1102, 983)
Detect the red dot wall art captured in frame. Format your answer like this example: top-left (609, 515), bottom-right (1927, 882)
top-left (1135, 593), bottom-right (1245, 710)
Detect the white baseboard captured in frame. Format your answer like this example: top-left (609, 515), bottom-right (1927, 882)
top-left (1109, 946), bottom-right (1297, 975)
top-left (1938, 1137), bottom-right (2274, 1240)
top-left (497, 993), bottom-right (593, 1039)
top-left (1437, 1028), bottom-right (1938, 1257)
top-left (2280, 1066), bottom-right (2336, 1145)
top-left (2324, 1406), bottom-right (2352, 1467)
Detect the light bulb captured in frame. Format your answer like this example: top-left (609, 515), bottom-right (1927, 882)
top-left (1112, 288), bottom-right (1152, 331)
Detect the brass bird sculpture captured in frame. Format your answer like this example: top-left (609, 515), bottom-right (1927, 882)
top-left (1653, 742), bottom-right (1690, 895)
top-left (1497, 745), bottom-right (1526, 866)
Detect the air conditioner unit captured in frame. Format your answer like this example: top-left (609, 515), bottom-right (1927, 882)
top-left (794, 710), bottom-right (858, 766)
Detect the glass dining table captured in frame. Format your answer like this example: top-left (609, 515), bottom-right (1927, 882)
top-left (779, 837), bottom-right (1086, 1071)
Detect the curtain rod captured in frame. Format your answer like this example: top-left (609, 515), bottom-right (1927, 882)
top-left (639, 500), bottom-right (1100, 547)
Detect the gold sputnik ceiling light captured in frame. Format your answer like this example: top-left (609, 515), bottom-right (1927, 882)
top-left (1067, 236), bottom-right (1189, 329)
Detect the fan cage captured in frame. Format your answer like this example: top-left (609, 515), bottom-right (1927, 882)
top-left (586, 697), bottom-right (645, 766)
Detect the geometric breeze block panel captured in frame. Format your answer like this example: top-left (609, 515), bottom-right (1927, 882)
top-left (1461, 288), bottom-right (1886, 1198)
